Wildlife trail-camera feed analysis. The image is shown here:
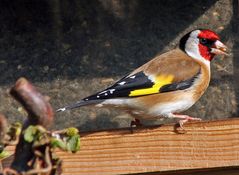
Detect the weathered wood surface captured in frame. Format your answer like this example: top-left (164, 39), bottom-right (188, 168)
top-left (2, 119), bottom-right (239, 175)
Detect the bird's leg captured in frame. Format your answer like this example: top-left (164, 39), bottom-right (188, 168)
top-left (130, 118), bottom-right (142, 128)
top-left (127, 111), bottom-right (143, 128)
top-left (169, 113), bottom-right (201, 129)
top-left (130, 118), bottom-right (142, 134)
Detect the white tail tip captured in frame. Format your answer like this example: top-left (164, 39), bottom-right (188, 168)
top-left (56, 107), bottom-right (66, 112)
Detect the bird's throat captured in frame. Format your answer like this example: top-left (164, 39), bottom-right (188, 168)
top-left (198, 44), bottom-right (214, 61)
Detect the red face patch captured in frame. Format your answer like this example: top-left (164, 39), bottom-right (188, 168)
top-left (198, 29), bottom-right (219, 61)
top-left (198, 29), bottom-right (220, 41)
top-left (198, 44), bottom-right (214, 61)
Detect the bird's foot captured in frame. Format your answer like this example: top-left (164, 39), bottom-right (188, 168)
top-left (130, 118), bottom-right (142, 133)
top-left (171, 114), bottom-right (201, 129)
top-left (177, 115), bottom-right (201, 129)
top-left (130, 118), bottom-right (142, 127)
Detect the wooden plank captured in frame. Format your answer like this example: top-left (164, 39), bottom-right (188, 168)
top-left (2, 119), bottom-right (239, 175)
top-left (136, 167), bottom-right (239, 175)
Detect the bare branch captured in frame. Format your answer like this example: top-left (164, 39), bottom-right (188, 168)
top-left (10, 78), bottom-right (54, 127)
top-left (0, 114), bottom-right (8, 144)
top-left (9, 78), bottom-right (54, 173)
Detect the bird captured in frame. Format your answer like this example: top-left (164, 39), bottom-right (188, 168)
top-left (57, 29), bottom-right (228, 128)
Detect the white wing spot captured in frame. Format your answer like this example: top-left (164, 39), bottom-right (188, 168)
top-left (85, 98), bottom-right (89, 101)
top-left (56, 108), bottom-right (66, 112)
top-left (99, 90), bottom-right (107, 95)
top-left (118, 81), bottom-right (126, 85)
top-left (130, 75), bottom-right (136, 79)
top-left (109, 89), bottom-right (115, 94)
top-left (98, 89), bottom-right (115, 96)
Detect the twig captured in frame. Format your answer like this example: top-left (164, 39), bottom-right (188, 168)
top-left (23, 146), bottom-right (52, 175)
top-left (3, 167), bottom-right (18, 175)
top-left (10, 78), bottom-right (54, 127)
top-left (0, 114), bottom-right (8, 144)
top-left (9, 78), bottom-right (54, 173)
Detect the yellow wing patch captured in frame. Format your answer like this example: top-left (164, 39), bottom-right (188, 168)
top-left (129, 74), bottom-right (174, 97)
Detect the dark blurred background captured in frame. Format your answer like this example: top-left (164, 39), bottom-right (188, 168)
top-left (0, 0), bottom-right (238, 131)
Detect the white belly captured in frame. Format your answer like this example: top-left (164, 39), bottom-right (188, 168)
top-left (148, 98), bottom-right (195, 117)
top-left (96, 95), bottom-right (195, 119)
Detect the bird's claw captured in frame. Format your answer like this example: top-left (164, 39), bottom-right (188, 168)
top-left (178, 116), bottom-right (202, 129)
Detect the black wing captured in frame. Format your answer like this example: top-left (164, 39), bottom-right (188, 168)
top-left (84, 71), bottom-right (154, 100)
top-left (83, 70), bottom-right (200, 101)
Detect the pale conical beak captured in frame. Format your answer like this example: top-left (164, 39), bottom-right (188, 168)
top-left (210, 40), bottom-right (229, 56)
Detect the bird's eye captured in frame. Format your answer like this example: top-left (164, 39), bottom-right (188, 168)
top-left (200, 38), bottom-right (208, 45)
top-left (199, 38), bottom-right (215, 47)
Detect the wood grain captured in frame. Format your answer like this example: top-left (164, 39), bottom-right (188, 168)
top-left (2, 119), bottom-right (239, 175)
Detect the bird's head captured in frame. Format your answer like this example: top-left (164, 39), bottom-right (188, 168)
top-left (179, 29), bottom-right (228, 63)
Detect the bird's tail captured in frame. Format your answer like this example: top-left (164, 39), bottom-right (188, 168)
top-left (56, 100), bottom-right (102, 112)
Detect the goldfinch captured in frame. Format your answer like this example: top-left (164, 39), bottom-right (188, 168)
top-left (57, 29), bottom-right (228, 127)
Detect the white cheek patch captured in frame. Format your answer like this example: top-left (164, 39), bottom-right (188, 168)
top-left (184, 30), bottom-right (210, 68)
